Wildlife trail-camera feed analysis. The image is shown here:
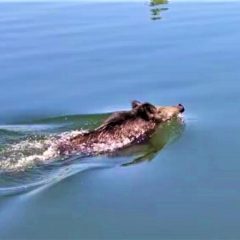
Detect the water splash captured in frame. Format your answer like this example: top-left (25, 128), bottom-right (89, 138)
top-left (0, 113), bottom-right (184, 196)
top-left (0, 130), bottom-right (87, 172)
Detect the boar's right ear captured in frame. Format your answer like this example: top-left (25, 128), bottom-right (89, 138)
top-left (132, 100), bottom-right (141, 109)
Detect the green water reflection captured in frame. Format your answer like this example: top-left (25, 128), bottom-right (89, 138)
top-left (118, 118), bottom-right (184, 166)
top-left (150, 0), bottom-right (168, 20)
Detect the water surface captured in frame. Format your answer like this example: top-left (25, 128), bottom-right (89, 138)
top-left (1, 1), bottom-right (240, 239)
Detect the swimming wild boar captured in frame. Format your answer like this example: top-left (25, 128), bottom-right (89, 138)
top-left (58, 100), bottom-right (185, 155)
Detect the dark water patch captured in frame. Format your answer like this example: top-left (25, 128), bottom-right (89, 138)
top-left (20, 113), bottom-right (109, 129)
top-left (0, 128), bottom-right (27, 147)
top-left (0, 129), bottom-right (23, 136)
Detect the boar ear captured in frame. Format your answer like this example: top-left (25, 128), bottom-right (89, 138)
top-left (132, 100), bottom-right (141, 109)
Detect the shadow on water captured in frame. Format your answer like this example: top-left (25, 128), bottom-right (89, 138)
top-left (0, 112), bottom-right (184, 196)
top-left (149, 0), bottom-right (168, 21)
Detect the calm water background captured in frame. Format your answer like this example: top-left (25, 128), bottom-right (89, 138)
top-left (1, 1), bottom-right (240, 239)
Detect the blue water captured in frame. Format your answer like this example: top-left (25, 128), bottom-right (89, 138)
top-left (1, 1), bottom-right (240, 239)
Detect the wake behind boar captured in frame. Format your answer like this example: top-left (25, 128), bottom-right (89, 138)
top-left (58, 100), bottom-right (185, 155)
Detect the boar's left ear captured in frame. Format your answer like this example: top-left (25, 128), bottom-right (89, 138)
top-left (132, 100), bottom-right (141, 109)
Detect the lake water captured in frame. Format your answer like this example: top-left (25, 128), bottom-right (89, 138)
top-left (1, 1), bottom-right (240, 239)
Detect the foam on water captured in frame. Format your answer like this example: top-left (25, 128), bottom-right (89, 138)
top-left (0, 127), bottom-right (98, 195)
top-left (0, 130), bottom-right (85, 172)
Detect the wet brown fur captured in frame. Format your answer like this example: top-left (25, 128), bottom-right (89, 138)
top-left (58, 100), bottom-right (184, 155)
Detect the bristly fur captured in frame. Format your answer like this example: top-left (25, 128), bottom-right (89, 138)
top-left (58, 100), bottom-right (184, 155)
